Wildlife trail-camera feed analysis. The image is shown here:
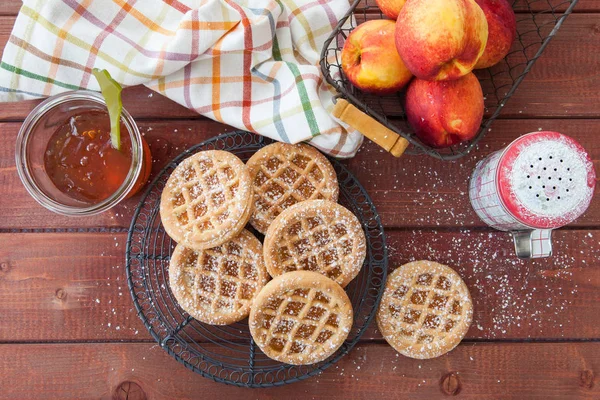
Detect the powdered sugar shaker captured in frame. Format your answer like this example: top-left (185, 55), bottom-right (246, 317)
top-left (469, 131), bottom-right (596, 258)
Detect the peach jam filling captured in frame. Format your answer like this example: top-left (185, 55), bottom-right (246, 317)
top-left (44, 110), bottom-right (132, 203)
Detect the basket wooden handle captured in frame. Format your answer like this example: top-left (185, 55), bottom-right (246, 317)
top-left (332, 99), bottom-right (409, 157)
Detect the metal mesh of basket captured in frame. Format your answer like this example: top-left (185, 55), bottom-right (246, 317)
top-left (320, 0), bottom-right (579, 160)
top-left (126, 132), bottom-right (387, 387)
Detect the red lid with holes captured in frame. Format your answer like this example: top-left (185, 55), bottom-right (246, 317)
top-left (496, 131), bottom-right (596, 229)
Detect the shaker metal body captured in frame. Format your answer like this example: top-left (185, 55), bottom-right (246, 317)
top-left (469, 131), bottom-right (595, 258)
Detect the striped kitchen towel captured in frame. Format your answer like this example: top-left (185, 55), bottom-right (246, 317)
top-left (0, 0), bottom-right (362, 157)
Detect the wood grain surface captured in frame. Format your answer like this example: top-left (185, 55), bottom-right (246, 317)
top-left (1, 342), bottom-right (599, 399)
top-left (1, 229), bottom-right (598, 342)
top-left (1, 119), bottom-right (598, 230)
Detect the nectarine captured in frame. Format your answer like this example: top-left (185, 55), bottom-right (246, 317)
top-left (405, 73), bottom-right (484, 148)
top-left (375, 0), bottom-right (406, 20)
top-left (395, 0), bottom-right (488, 81)
top-left (341, 19), bottom-right (413, 94)
top-left (474, 0), bottom-right (517, 69)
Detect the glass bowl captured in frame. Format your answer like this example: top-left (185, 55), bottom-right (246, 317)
top-left (15, 90), bottom-right (149, 216)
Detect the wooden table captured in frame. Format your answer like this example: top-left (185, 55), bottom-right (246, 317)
top-left (1, 1), bottom-right (599, 398)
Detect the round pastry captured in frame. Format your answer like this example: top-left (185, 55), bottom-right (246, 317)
top-left (263, 200), bottom-right (366, 287)
top-left (160, 150), bottom-right (253, 250)
top-left (249, 271), bottom-right (353, 365)
top-left (377, 260), bottom-right (473, 359)
top-left (168, 229), bottom-right (268, 325)
top-left (246, 142), bottom-right (339, 234)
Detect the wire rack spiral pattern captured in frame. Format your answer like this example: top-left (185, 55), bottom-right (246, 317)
top-left (126, 132), bottom-right (388, 388)
top-left (320, 0), bottom-right (579, 160)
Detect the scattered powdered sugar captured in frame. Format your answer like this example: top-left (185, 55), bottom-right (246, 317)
top-left (386, 229), bottom-right (596, 338)
top-left (352, 142), bottom-right (595, 339)
top-left (352, 144), bottom-right (482, 228)
top-left (90, 264), bottom-right (139, 337)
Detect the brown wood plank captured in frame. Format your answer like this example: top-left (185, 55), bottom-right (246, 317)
top-left (351, 118), bottom-right (600, 229)
top-left (0, 233), bottom-right (147, 342)
top-left (1, 229), bottom-right (598, 342)
top-left (1, 119), bottom-right (598, 230)
top-left (0, 14), bottom-right (599, 121)
top-left (481, 12), bottom-right (600, 117)
top-left (0, 2), bottom-right (21, 15)
top-left (0, 86), bottom-right (199, 122)
top-left (1, 342), bottom-right (599, 399)
top-left (0, 119), bottom-right (233, 230)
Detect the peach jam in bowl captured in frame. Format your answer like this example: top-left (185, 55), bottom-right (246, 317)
top-left (15, 90), bottom-right (151, 216)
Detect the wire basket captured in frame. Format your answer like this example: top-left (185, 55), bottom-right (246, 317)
top-left (125, 131), bottom-right (388, 388)
top-left (320, 0), bottom-right (579, 160)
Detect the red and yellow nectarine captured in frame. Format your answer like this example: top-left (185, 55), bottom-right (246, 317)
top-left (395, 0), bottom-right (488, 81)
top-left (405, 72), bottom-right (484, 148)
top-left (375, 0), bottom-right (406, 20)
top-left (341, 19), bottom-right (413, 94)
top-left (474, 0), bottom-right (517, 69)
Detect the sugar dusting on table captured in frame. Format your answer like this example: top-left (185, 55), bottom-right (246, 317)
top-left (354, 143), bottom-right (595, 338)
top-left (386, 230), bottom-right (595, 338)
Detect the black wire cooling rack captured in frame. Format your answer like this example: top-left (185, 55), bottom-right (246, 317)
top-left (320, 0), bottom-right (579, 160)
top-left (126, 131), bottom-right (388, 388)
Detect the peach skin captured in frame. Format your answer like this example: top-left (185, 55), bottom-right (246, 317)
top-left (474, 0), bottom-right (517, 69)
top-left (375, 0), bottom-right (406, 20)
top-left (341, 19), bottom-right (413, 94)
top-left (405, 72), bottom-right (484, 148)
top-left (395, 0), bottom-right (488, 81)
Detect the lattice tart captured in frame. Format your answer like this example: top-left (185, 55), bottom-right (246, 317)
top-left (263, 200), bottom-right (366, 287)
top-left (249, 271), bottom-right (353, 365)
top-left (160, 150), bottom-right (253, 250)
top-left (246, 142), bottom-right (339, 234)
top-left (377, 261), bottom-right (473, 359)
top-left (168, 229), bottom-right (268, 325)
